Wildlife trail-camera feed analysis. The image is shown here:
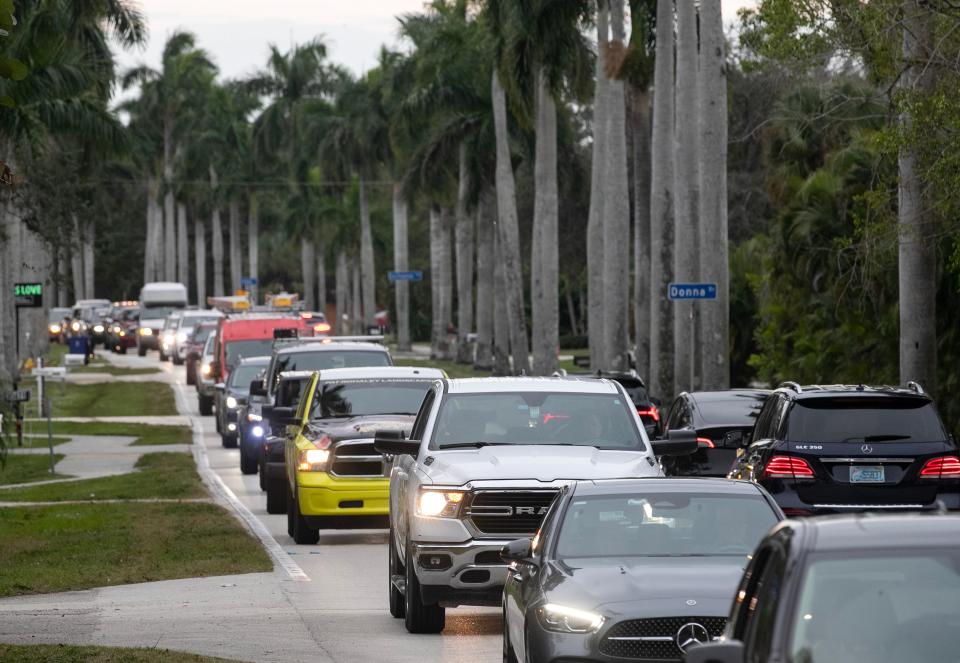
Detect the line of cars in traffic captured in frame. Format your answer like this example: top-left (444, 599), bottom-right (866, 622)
top-left (125, 288), bottom-right (959, 663)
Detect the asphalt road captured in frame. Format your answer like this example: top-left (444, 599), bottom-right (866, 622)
top-left (147, 350), bottom-right (503, 662)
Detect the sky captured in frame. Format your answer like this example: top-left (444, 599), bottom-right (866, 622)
top-left (114, 1), bottom-right (759, 84)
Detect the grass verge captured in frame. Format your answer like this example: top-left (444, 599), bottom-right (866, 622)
top-left (0, 644), bottom-right (242, 663)
top-left (41, 382), bottom-right (177, 417)
top-left (44, 344), bottom-right (159, 375)
top-left (0, 452), bottom-right (203, 501)
top-left (17, 436), bottom-right (72, 448)
top-left (0, 501), bottom-right (271, 597)
top-left (0, 454), bottom-right (68, 485)
top-left (33, 421), bottom-right (193, 446)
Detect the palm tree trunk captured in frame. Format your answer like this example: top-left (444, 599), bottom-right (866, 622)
top-left (70, 215), bottom-right (84, 301)
top-left (163, 122), bottom-right (176, 283)
top-left (301, 238), bottom-right (316, 313)
top-left (144, 179), bottom-right (158, 283)
top-left (698, 0), bottom-right (729, 390)
top-left (317, 237), bottom-right (327, 317)
top-left (602, 0), bottom-right (631, 372)
top-left (177, 202), bottom-right (189, 291)
top-left (83, 222), bottom-right (95, 298)
top-left (247, 192), bottom-right (259, 305)
top-left (359, 176), bottom-right (376, 327)
top-left (474, 189), bottom-right (495, 370)
top-left (649, 0), bottom-right (676, 400)
top-left (491, 69), bottom-right (531, 375)
top-left (673, 0), bottom-right (699, 393)
top-left (351, 260), bottom-right (363, 335)
top-left (493, 231), bottom-right (512, 376)
top-left (211, 207), bottom-right (225, 298)
top-left (532, 69), bottom-right (560, 375)
top-left (152, 196), bottom-right (164, 279)
top-left (565, 287), bottom-right (581, 337)
top-left (430, 206), bottom-right (451, 360)
top-left (588, 4), bottom-right (609, 371)
top-left (440, 207), bottom-right (454, 358)
top-left (630, 85), bottom-right (652, 380)
top-left (194, 218), bottom-right (206, 307)
top-left (335, 251), bottom-right (348, 334)
top-left (229, 198), bottom-right (241, 293)
top-left (455, 144), bottom-right (475, 364)
top-left (392, 184), bottom-right (411, 351)
top-left (898, 1), bottom-right (937, 392)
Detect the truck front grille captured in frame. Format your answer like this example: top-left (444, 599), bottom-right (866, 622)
top-left (331, 441), bottom-right (385, 477)
top-left (465, 490), bottom-right (558, 536)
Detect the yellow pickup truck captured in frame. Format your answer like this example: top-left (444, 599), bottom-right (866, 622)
top-left (280, 366), bottom-right (445, 544)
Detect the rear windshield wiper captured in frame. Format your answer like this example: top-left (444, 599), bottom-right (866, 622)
top-left (439, 441), bottom-right (512, 449)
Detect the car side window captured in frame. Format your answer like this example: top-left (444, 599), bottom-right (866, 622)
top-left (773, 399), bottom-right (792, 440)
top-left (410, 389), bottom-right (437, 441)
top-left (666, 398), bottom-right (689, 429)
top-left (743, 546), bottom-right (787, 662)
top-left (753, 396), bottom-right (779, 441)
top-left (533, 494), bottom-right (564, 559)
top-left (730, 546), bottom-right (771, 641)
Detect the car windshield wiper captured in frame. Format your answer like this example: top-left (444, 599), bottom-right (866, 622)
top-left (439, 441), bottom-right (513, 449)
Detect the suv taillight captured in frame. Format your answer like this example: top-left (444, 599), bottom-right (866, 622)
top-left (763, 455), bottom-right (815, 479)
top-left (637, 407), bottom-right (660, 422)
top-left (919, 456), bottom-right (960, 479)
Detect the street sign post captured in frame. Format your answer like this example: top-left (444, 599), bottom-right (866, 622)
top-left (668, 283), bottom-right (718, 301)
top-left (388, 271), bottom-right (423, 282)
top-left (240, 276), bottom-right (257, 288)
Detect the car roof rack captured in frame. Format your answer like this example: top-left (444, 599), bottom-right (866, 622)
top-left (779, 381), bottom-right (803, 393)
top-left (907, 381), bottom-right (924, 395)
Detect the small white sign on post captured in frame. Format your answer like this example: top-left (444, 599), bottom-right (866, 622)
top-left (32, 366), bottom-right (68, 380)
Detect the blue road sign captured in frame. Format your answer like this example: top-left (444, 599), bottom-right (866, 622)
top-left (388, 271), bottom-right (423, 282)
top-left (668, 283), bottom-right (718, 301)
top-left (240, 276), bottom-right (258, 287)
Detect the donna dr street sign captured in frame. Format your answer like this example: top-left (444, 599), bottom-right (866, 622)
top-left (668, 283), bottom-right (718, 301)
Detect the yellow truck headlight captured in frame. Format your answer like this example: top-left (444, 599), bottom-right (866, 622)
top-left (297, 448), bottom-right (330, 472)
top-left (416, 489), bottom-right (465, 518)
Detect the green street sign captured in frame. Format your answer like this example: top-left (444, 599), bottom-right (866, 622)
top-left (14, 282), bottom-right (42, 307)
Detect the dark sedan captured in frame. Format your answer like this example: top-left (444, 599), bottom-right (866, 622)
top-left (687, 513), bottom-right (960, 663)
top-left (216, 355), bottom-right (269, 452)
top-left (502, 478), bottom-right (783, 663)
top-left (662, 390), bottom-right (769, 477)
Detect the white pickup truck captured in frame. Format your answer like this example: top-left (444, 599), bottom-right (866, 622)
top-left (375, 376), bottom-right (696, 633)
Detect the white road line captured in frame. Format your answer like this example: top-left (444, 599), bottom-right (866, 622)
top-left (173, 381), bottom-right (310, 582)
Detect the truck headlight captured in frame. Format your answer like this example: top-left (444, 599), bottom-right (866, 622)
top-left (225, 396), bottom-right (238, 409)
top-left (176, 331), bottom-right (188, 343)
top-left (251, 425), bottom-right (265, 438)
top-left (537, 604), bottom-right (604, 634)
top-left (93, 325), bottom-right (105, 333)
top-left (139, 327), bottom-right (152, 336)
top-left (201, 363), bottom-right (212, 376)
top-left (297, 448), bottom-right (330, 472)
top-left (416, 489), bottom-right (465, 518)
top-left (247, 413), bottom-right (263, 422)
top-left (49, 324), bottom-right (61, 334)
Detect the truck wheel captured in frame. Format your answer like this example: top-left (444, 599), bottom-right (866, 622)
top-left (286, 485), bottom-right (295, 537)
top-left (404, 545), bottom-right (445, 633)
top-left (185, 363), bottom-right (196, 385)
top-left (138, 345), bottom-right (147, 357)
top-left (173, 355), bottom-right (183, 366)
top-left (289, 487), bottom-right (319, 545)
top-left (266, 478), bottom-right (287, 514)
top-left (240, 453), bottom-right (257, 475)
top-left (198, 394), bottom-right (213, 416)
top-left (258, 465), bottom-right (267, 491)
top-left (221, 433), bottom-right (237, 449)
top-left (389, 527), bottom-right (406, 618)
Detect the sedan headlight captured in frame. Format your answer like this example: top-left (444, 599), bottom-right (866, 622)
top-left (416, 489), bottom-right (465, 518)
top-left (139, 327), bottom-right (153, 336)
top-left (71, 322), bottom-right (82, 332)
top-left (176, 331), bottom-right (188, 343)
top-left (225, 396), bottom-right (238, 409)
top-left (536, 603), bottom-right (605, 634)
top-left (49, 324), bottom-right (61, 334)
top-left (297, 448), bottom-right (330, 472)
top-left (201, 363), bottom-right (212, 376)
top-left (93, 324), bottom-right (105, 333)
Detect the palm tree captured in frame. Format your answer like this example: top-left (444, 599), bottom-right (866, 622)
top-left (649, 0), bottom-right (676, 399)
top-left (698, 0), bottom-right (729, 389)
top-left (588, 2), bottom-right (610, 371)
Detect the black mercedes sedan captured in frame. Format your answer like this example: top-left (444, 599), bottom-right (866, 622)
top-left (686, 513), bottom-right (960, 663)
top-left (662, 390), bottom-right (769, 477)
top-left (728, 383), bottom-right (960, 516)
top-left (501, 478), bottom-right (784, 663)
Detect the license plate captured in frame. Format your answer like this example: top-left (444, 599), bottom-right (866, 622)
top-left (850, 465), bottom-right (885, 483)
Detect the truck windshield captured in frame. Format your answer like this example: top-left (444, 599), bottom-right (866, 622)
top-left (229, 364), bottom-right (266, 390)
top-left (225, 340), bottom-right (275, 368)
top-left (271, 350), bottom-right (392, 382)
top-left (555, 493), bottom-right (778, 559)
top-left (786, 398), bottom-right (947, 443)
top-left (141, 306), bottom-right (178, 320)
top-left (309, 380), bottom-right (434, 419)
top-left (433, 392), bottom-right (645, 450)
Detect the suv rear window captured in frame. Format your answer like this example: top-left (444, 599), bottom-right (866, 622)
top-left (786, 398), bottom-right (947, 443)
top-left (273, 350), bottom-right (391, 374)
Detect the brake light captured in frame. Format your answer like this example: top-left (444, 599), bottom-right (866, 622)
top-left (696, 437), bottom-right (715, 449)
top-left (763, 455), bottom-right (815, 479)
top-left (637, 407), bottom-right (660, 423)
top-left (314, 322), bottom-right (331, 333)
top-left (919, 456), bottom-right (960, 478)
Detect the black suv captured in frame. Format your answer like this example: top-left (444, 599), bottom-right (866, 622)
top-left (728, 383), bottom-right (959, 516)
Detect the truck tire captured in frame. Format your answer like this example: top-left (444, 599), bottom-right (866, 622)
top-left (221, 433), bottom-right (237, 449)
top-left (286, 485), bottom-right (295, 537)
top-left (173, 355), bottom-right (183, 366)
top-left (288, 487), bottom-right (319, 545)
top-left (258, 464), bottom-right (267, 491)
top-left (266, 478), bottom-right (287, 514)
top-left (240, 452), bottom-right (257, 475)
top-left (186, 365), bottom-right (196, 385)
top-left (198, 394), bottom-right (213, 416)
top-left (137, 344), bottom-right (146, 357)
top-left (404, 545), bottom-right (445, 633)
top-left (389, 527), bottom-right (406, 618)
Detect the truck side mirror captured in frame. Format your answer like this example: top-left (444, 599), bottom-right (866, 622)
top-left (374, 430), bottom-right (420, 456)
top-left (267, 406), bottom-right (300, 426)
top-left (249, 380), bottom-right (267, 396)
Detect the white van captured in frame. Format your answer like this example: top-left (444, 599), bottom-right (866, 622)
top-left (137, 282), bottom-right (188, 356)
